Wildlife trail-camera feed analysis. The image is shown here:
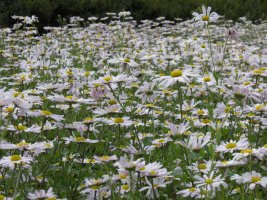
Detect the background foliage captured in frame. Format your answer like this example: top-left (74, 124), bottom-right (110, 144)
top-left (0, 0), bottom-right (267, 28)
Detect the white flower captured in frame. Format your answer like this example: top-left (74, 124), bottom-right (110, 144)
top-left (39, 110), bottom-right (64, 122)
top-left (198, 74), bottom-right (216, 86)
top-left (216, 159), bottom-right (246, 168)
top-left (93, 104), bottom-right (121, 116)
top-left (105, 117), bottom-right (133, 127)
top-left (194, 171), bottom-right (228, 191)
top-left (188, 160), bottom-right (213, 174)
top-left (232, 148), bottom-right (258, 160)
top-left (152, 137), bottom-right (173, 147)
top-left (114, 156), bottom-right (143, 171)
top-left (192, 6), bottom-right (220, 27)
top-left (82, 177), bottom-right (109, 194)
top-left (139, 162), bottom-right (170, 178)
top-left (118, 11), bottom-right (131, 17)
top-left (255, 144), bottom-right (267, 159)
top-left (214, 103), bottom-right (233, 118)
top-left (140, 177), bottom-right (171, 199)
top-left (216, 138), bottom-right (249, 153)
top-left (63, 136), bottom-right (99, 144)
top-left (177, 132), bottom-right (211, 151)
top-left (27, 187), bottom-right (56, 199)
top-left (225, 28), bottom-right (239, 40)
top-left (6, 124), bottom-right (41, 133)
top-left (154, 68), bottom-right (195, 88)
top-left (93, 155), bottom-right (118, 163)
top-left (135, 82), bottom-right (158, 103)
top-left (0, 140), bottom-right (53, 155)
top-left (231, 171), bottom-right (267, 190)
top-left (0, 155), bottom-right (33, 169)
top-left (177, 186), bottom-right (200, 198)
top-left (166, 122), bottom-right (190, 136)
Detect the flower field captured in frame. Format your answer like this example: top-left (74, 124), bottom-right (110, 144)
top-left (0, 7), bottom-right (267, 200)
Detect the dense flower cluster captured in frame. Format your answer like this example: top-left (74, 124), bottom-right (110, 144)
top-left (0, 8), bottom-right (266, 199)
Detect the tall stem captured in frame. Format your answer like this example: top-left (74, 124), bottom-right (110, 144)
top-left (206, 24), bottom-right (215, 71)
top-left (177, 81), bottom-right (183, 120)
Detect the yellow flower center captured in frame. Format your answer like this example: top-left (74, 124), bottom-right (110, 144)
top-left (108, 99), bottom-right (117, 105)
top-left (139, 167), bottom-right (145, 171)
top-left (253, 69), bottom-right (263, 75)
top-left (255, 104), bottom-right (264, 111)
top-left (263, 144), bottom-right (267, 148)
top-left (75, 137), bottom-right (86, 142)
top-left (247, 113), bottom-right (255, 117)
top-left (162, 89), bottom-right (171, 94)
top-left (65, 96), bottom-right (73, 100)
top-left (103, 76), bottom-right (112, 82)
top-left (10, 155), bottom-right (22, 162)
top-left (221, 160), bottom-right (228, 165)
top-left (202, 15), bottom-right (210, 21)
top-left (155, 110), bottom-right (163, 115)
top-left (13, 92), bottom-right (24, 98)
top-left (189, 187), bottom-right (196, 192)
top-left (41, 110), bottom-right (52, 116)
top-left (20, 75), bottom-right (26, 81)
top-left (85, 158), bottom-right (95, 164)
top-left (124, 58), bottom-right (131, 63)
top-left (100, 156), bottom-right (110, 161)
top-left (114, 118), bottom-right (124, 123)
top-left (46, 198), bottom-right (57, 200)
top-left (67, 70), bottom-right (73, 76)
top-left (93, 180), bottom-right (103, 185)
top-left (197, 109), bottom-right (205, 115)
top-left (119, 174), bottom-right (127, 179)
top-left (225, 143), bottom-right (237, 149)
top-left (91, 185), bottom-right (100, 190)
top-left (17, 124), bottom-right (27, 131)
top-left (171, 69), bottom-right (183, 77)
top-left (198, 163), bottom-right (207, 170)
top-left (45, 143), bottom-right (52, 148)
top-left (240, 149), bottom-right (253, 154)
top-left (251, 176), bottom-right (261, 183)
top-left (202, 118), bottom-right (211, 124)
top-left (0, 195), bottom-right (5, 200)
top-left (84, 71), bottom-right (90, 77)
top-left (5, 107), bottom-right (14, 113)
top-left (158, 139), bottom-right (166, 143)
top-left (122, 184), bottom-right (129, 190)
top-left (257, 88), bottom-right (264, 93)
top-left (153, 184), bottom-right (159, 188)
top-left (205, 178), bottom-right (213, 184)
top-left (203, 76), bottom-right (211, 82)
top-left (224, 106), bottom-right (231, 113)
top-left (84, 117), bottom-right (94, 123)
top-left (16, 141), bottom-right (29, 147)
top-left (149, 170), bottom-right (157, 176)
top-left (36, 175), bottom-right (43, 180)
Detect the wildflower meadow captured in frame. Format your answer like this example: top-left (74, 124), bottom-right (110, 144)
top-left (0, 6), bottom-right (267, 200)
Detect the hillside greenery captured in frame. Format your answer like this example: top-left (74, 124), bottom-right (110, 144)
top-left (0, 0), bottom-right (266, 28)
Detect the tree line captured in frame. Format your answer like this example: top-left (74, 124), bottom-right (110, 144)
top-left (0, 0), bottom-right (266, 28)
